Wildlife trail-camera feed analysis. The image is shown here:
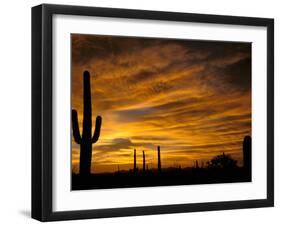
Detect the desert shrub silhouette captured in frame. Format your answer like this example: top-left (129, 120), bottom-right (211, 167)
top-left (206, 152), bottom-right (237, 170)
top-left (72, 71), bottom-right (102, 176)
top-left (243, 135), bottom-right (252, 179)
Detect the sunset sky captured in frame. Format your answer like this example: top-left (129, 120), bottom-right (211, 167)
top-left (71, 34), bottom-right (251, 174)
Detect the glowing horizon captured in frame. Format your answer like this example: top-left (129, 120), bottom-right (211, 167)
top-left (71, 34), bottom-right (251, 174)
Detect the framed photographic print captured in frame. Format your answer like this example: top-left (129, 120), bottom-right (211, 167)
top-left (32, 4), bottom-right (274, 221)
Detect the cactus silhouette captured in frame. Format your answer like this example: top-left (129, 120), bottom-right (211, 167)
top-left (133, 149), bottom-right (137, 173)
top-left (157, 146), bottom-right (161, 173)
top-left (195, 160), bottom-right (199, 169)
top-left (243, 135), bottom-right (252, 179)
top-left (72, 71), bottom-right (102, 176)
top-left (201, 161), bottom-right (204, 168)
top-left (142, 151), bottom-right (146, 172)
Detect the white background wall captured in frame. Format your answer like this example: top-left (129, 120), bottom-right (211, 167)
top-left (0, 0), bottom-right (279, 225)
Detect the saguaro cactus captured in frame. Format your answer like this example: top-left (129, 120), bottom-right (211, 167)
top-left (133, 149), bottom-right (137, 173)
top-left (157, 146), bottom-right (161, 172)
top-left (142, 151), bottom-right (146, 172)
top-left (243, 135), bottom-right (252, 179)
top-left (201, 161), bottom-right (204, 168)
top-left (72, 71), bottom-right (102, 176)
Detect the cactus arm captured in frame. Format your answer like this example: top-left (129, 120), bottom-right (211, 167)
top-left (72, 109), bottom-right (82, 144)
top-left (92, 115), bottom-right (102, 143)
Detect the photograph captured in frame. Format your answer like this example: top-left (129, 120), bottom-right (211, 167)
top-left (71, 34), bottom-right (252, 190)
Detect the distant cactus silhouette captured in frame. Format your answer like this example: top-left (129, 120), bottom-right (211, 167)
top-left (157, 146), bottom-right (161, 172)
top-left (133, 149), bottom-right (137, 173)
top-left (142, 151), bottom-right (146, 172)
top-left (243, 135), bottom-right (252, 179)
top-left (195, 160), bottom-right (199, 169)
top-left (72, 71), bottom-right (102, 176)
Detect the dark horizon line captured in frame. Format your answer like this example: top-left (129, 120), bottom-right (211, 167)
top-left (72, 165), bottom-right (245, 175)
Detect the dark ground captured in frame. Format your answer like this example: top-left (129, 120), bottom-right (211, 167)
top-left (72, 167), bottom-right (251, 190)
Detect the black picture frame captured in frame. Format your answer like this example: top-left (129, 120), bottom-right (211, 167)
top-left (32, 4), bottom-right (274, 222)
